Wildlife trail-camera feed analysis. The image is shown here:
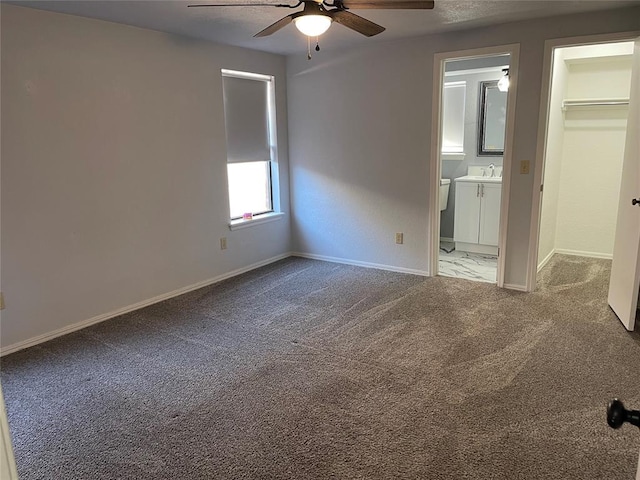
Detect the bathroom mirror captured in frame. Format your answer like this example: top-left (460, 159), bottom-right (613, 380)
top-left (478, 80), bottom-right (507, 156)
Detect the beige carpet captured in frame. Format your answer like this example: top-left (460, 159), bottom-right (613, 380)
top-left (1, 254), bottom-right (639, 479)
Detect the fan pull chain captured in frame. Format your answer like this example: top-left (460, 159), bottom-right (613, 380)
top-left (306, 37), bottom-right (320, 60)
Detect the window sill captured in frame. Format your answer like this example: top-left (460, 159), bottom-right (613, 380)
top-left (229, 212), bottom-right (285, 231)
top-left (441, 152), bottom-right (466, 161)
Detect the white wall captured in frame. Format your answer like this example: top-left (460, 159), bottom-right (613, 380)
top-left (287, 7), bottom-right (640, 285)
top-left (538, 48), bottom-right (569, 269)
top-left (0, 5), bottom-right (291, 350)
top-left (539, 45), bottom-right (632, 265)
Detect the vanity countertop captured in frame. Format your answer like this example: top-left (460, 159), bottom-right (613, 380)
top-left (455, 175), bottom-right (502, 184)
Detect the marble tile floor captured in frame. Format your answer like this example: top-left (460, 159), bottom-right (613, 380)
top-left (438, 242), bottom-right (497, 283)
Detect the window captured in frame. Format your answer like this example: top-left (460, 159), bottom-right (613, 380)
top-left (227, 161), bottom-right (271, 219)
top-left (221, 70), bottom-right (280, 226)
top-left (441, 81), bottom-right (466, 155)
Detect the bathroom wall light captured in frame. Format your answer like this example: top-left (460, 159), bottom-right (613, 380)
top-left (294, 15), bottom-right (332, 37)
top-left (497, 68), bottom-right (510, 92)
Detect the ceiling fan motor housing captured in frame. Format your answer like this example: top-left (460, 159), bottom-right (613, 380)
top-left (293, 1), bottom-right (333, 20)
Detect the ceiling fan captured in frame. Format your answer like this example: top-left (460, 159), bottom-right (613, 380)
top-left (188, 0), bottom-right (435, 39)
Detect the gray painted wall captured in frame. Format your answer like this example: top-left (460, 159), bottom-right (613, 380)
top-left (1, 5), bottom-right (291, 349)
top-left (287, 7), bottom-right (640, 286)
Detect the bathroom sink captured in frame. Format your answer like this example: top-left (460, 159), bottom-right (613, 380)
top-left (455, 175), bottom-right (502, 183)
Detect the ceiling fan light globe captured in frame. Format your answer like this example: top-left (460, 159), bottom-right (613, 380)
top-left (294, 15), bottom-right (332, 36)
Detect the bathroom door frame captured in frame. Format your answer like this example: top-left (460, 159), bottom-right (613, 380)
top-left (526, 31), bottom-right (640, 292)
top-left (428, 44), bottom-right (520, 287)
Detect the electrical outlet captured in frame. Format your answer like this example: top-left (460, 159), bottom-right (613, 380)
top-left (395, 232), bottom-right (404, 245)
top-left (520, 160), bottom-right (530, 175)
top-left (220, 237), bottom-right (227, 250)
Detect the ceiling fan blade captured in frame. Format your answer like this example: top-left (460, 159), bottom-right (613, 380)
top-left (188, 3), bottom-right (294, 7)
top-left (338, 0), bottom-right (434, 9)
top-left (329, 9), bottom-right (385, 36)
top-left (254, 14), bottom-right (295, 37)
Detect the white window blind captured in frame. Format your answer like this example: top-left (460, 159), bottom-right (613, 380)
top-left (221, 70), bottom-right (278, 222)
top-left (222, 74), bottom-right (271, 164)
top-left (442, 81), bottom-right (466, 153)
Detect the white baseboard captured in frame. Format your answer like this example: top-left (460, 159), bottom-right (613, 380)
top-left (6, 249), bottom-right (520, 356)
top-left (0, 253), bottom-right (291, 357)
top-left (554, 249), bottom-right (613, 260)
top-left (537, 249), bottom-right (556, 273)
top-left (537, 248), bottom-right (612, 274)
top-left (439, 237), bottom-right (454, 243)
top-left (291, 252), bottom-right (430, 277)
top-left (503, 283), bottom-right (528, 292)
top-left (455, 241), bottom-right (498, 256)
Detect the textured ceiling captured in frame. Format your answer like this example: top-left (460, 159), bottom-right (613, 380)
top-left (12, 0), bottom-right (640, 56)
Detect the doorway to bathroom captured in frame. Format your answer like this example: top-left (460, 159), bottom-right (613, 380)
top-left (429, 45), bottom-right (519, 285)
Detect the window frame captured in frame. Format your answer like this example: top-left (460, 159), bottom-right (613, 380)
top-left (221, 69), bottom-right (283, 230)
top-left (441, 80), bottom-right (467, 160)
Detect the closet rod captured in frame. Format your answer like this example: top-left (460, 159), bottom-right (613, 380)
top-left (562, 98), bottom-right (629, 110)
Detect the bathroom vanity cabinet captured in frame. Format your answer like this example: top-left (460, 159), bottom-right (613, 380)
top-left (453, 177), bottom-right (502, 255)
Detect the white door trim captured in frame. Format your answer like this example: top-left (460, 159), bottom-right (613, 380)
top-left (429, 43), bottom-right (520, 288)
top-left (526, 30), bottom-right (640, 292)
top-left (0, 385), bottom-right (18, 480)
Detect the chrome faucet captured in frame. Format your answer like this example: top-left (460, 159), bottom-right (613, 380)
top-left (488, 163), bottom-right (495, 177)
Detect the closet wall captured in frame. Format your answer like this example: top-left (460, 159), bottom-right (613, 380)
top-left (538, 43), bottom-right (633, 268)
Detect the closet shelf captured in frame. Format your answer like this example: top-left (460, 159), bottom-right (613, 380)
top-left (562, 98), bottom-right (629, 110)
